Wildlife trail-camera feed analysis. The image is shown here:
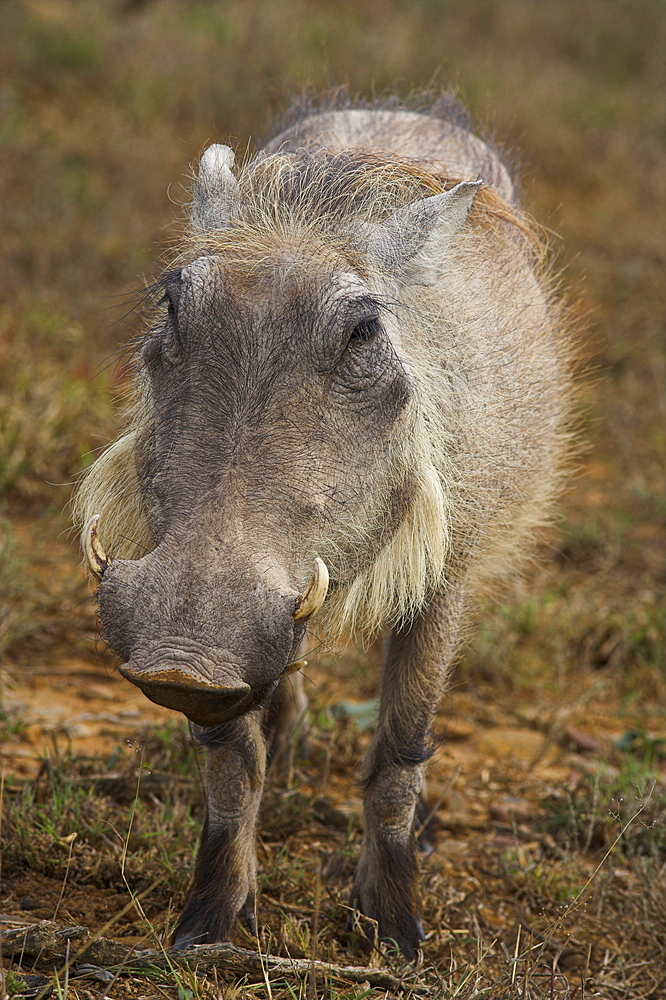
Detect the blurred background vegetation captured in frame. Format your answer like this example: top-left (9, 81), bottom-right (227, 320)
top-left (0, 1), bottom-right (664, 996)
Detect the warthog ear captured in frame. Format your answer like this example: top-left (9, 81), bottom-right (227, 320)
top-left (190, 143), bottom-right (239, 232)
top-left (369, 180), bottom-right (481, 287)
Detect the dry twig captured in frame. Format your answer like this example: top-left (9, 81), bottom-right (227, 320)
top-left (0, 920), bottom-right (407, 992)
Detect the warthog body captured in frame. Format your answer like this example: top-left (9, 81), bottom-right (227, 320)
top-left (75, 96), bottom-right (575, 958)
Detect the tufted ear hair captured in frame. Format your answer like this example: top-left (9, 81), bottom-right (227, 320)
top-left (368, 180), bottom-right (481, 287)
top-left (190, 144), bottom-right (239, 233)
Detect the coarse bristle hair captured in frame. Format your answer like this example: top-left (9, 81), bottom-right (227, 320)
top-left (176, 148), bottom-right (540, 278)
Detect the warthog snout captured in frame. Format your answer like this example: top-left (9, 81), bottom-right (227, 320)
top-left (87, 517), bottom-right (328, 726)
top-left (118, 644), bottom-right (260, 727)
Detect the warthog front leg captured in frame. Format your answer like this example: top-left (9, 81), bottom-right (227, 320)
top-left (350, 593), bottom-right (465, 960)
top-left (173, 713), bottom-right (266, 947)
top-left (265, 671), bottom-right (310, 773)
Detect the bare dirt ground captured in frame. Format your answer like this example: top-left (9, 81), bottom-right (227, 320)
top-left (1, 2), bottom-right (665, 997)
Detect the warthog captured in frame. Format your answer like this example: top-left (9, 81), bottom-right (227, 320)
top-left (75, 95), bottom-right (575, 959)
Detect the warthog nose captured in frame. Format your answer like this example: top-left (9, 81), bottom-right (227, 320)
top-left (120, 661), bottom-right (255, 727)
top-left (118, 646), bottom-right (263, 726)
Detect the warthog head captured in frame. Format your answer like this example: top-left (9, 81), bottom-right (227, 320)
top-left (79, 145), bottom-right (479, 726)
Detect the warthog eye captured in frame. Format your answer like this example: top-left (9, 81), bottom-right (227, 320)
top-left (162, 287), bottom-right (183, 364)
top-left (349, 316), bottom-right (382, 345)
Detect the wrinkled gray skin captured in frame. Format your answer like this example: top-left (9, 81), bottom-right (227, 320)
top-left (91, 103), bottom-right (567, 960)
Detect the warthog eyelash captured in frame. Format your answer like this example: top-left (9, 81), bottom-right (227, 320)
top-left (156, 287), bottom-right (179, 315)
top-left (349, 316), bottom-right (382, 344)
top-left (154, 286), bottom-right (184, 364)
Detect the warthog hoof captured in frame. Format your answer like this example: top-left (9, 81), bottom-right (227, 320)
top-left (172, 883), bottom-right (256, 949)
top-left (347, 880), bottom-right (426, 962)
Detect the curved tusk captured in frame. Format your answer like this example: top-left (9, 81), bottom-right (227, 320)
top-left (83, 514), bottom-right (109, 580)
top-left (294, 557), bottom-right (329, 622)
top-left (281, 658), bottom-right (307, 678)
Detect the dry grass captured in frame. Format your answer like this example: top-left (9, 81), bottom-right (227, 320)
top-left (0, 1), bottom-right (665, 997)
